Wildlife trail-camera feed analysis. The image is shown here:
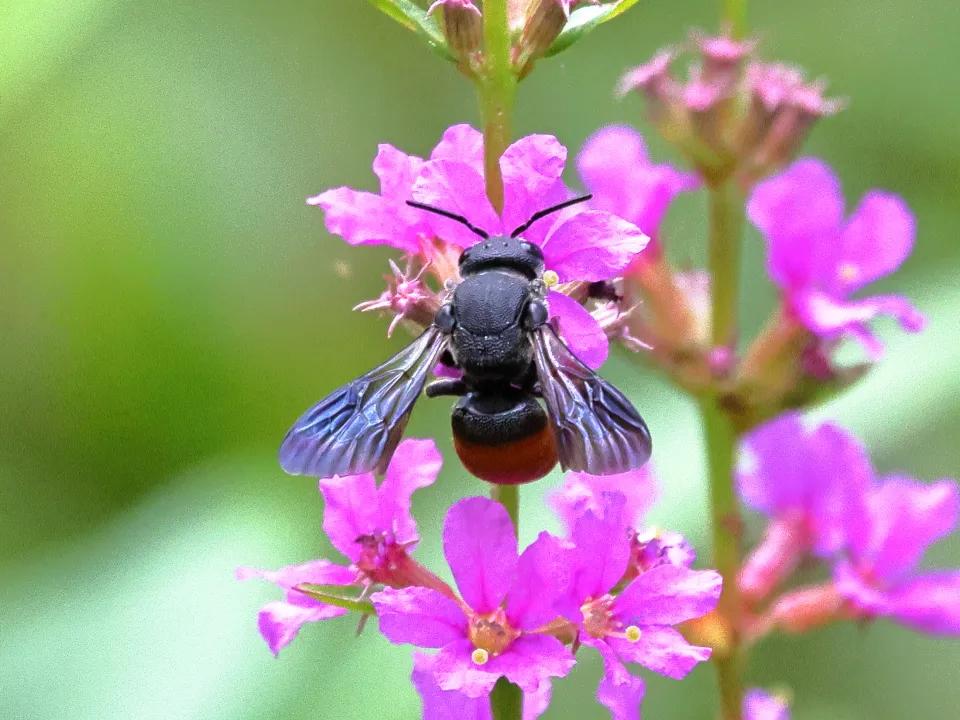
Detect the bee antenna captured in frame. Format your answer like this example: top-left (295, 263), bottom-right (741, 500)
top-left (406, 201), bottom-right (489, 239)
top-left (510, 194), bottom-right (592, 238)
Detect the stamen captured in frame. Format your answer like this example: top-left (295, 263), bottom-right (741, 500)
top-left (471, 648), bottom-right (490, 665)
top-left (543, 270), bottom-right (559, 288)
top-left (625, 625), bottom-right (642, 642)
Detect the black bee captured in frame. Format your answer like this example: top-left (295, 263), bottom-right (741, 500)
top-left (279, 195), bottom-right (652, 485)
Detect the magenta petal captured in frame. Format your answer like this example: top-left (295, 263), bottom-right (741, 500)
top-left (747, 159), bottom-right (844, 291)
top-left (834, 560), bottom-right (892, 615)
top-left (372, 587), bottom-right (469, 647)
top-left (866, 477), bottom-right (959, 581)
top-left (433, 638), bottom-right (504, 698)
top-left (744, 689), bottom-right (790, 720)
top-left (257, 593), bottom-right (347, 656)
top-left (549, 467), bottom-right (658, 535)
top-left (443, 497), bottom-right (518, 614)
top-left (500, 134), bottom-right (568, 233)
top-left (737, 412), bottom-right (812, 515)
top-left (378, 438), bottom-right (443, 547)
top-left (373, 143), bottom-right (425, 201)
top-left (412, 651), bottom-right (493, 720)
top-left (570, 497), bottom-right (631, 600)
top-left (493, 635), bottom-right (576, 692)
top-left (887, 571), bottom-right (960, 635)
top-left (307, 187), bottom-right (420, 253)
top-left (838, 191), bottom-right (915, 293)
top-left (506, 532), bottom-right (569, 630)
top-left (546, 290), bottom-right (609, 369)
top-left (236, 559), bottom-right (356, 589)
top-left (609, 626), bottom-right (711, 679)
top-left (542, 211), bottom-right (649, 283)
top-left (319, 472), bottom-right (380, 562)
top-left (430, 124), bottom-right (485, 169)
top-left (523, 680), bottom-right (552, 720)
top-left (597, 673), bottom-right (646, 720)
top-left (412, 160), bottom-right (502, 247)
top-left (614, 565), bottom-right (722, 626)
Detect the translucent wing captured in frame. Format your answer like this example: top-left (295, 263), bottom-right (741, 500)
top-left (531, 323), bottom-right (652, 474)
top-left (279, 327), bottom-right (447, 477)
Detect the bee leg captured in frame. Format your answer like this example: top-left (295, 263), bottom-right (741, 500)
top-left (425, 379), bottom-right (468, 398)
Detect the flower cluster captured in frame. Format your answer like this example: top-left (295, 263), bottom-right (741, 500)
top-left (737, 413), bottom-right (960, 638)
top-left (240, 446), bottom-right (722, 719)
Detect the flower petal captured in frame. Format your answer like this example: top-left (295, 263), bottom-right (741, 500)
top-left (546, 290), bottom-right (609, 369)
top-left (307, 187), bottom-right (421, 252)
top-left (412, 651), bottom-right (493, 720)
top-left (433, 638), bottom-right (502, 698)
top-left (373, 143), bottom-right (425, 201)
top-left (614, 565), bottom-right (722, 626)
top-left (863, 477), bottom-right (959, 581)
top-left (235, 558), bottom-right (356, 588)
top-left (506, 532), bottom-right (570, 630)
top-left (412, 159), bottom-right (502, 247)
top-left (443, 497), bottom-right (518, 614)
top-left (372, 586), bottom-right (469, 648)
top-left (744, 689), bottom-right (791, 720)
top-left (500, 134), bottom-right (568, 235)
top-left (319, 472), bottom-right (380, 562)
top-left (737, 412), bottom-right (811, 514)
top-left (549, 467), bottom-right (658, 535)
top-left (430, 124), bottom-right (485, 169)
top-left (747, 159), bottom-right (844, 291)
top-left (597, 673), bottom-right (646, 720)
top-left (569, 495), bottom-right (631, 600)
top-left (609, 626), bottom-right (711, 679)
top-left (886, 571), bottom-right (960, 635)
top-left (378, 438), bottom-right (443, 547)
top-left (838, 191), bottom-right (915, 294)
top-left (523, 679), bottom-right (553, 720)
top-left (494, 635), bottom-right (576, 692)
top-left (257, 592), bottom-right (348, 656)
top-left (542, 211), bottom-right (649, 283)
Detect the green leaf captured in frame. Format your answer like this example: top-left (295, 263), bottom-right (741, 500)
top-left (297, 585), bottom-right (377, 615)
top-left (545, 0), bottom-right (643, 58)
top-left (366, 0), bottom-right (455, 62)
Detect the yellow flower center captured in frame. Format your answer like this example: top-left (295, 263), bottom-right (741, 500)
top-left (468, 608), bottom-right (517, 660)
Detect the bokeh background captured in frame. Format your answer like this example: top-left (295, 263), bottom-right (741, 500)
top-left (3, 0), bottom-right (959, 718)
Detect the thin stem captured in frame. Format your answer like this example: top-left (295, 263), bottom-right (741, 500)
top-left (490, 484), bottom-right (519, 532)
top-left (479, 0), bottom-right (516, 213)
top-left (491, 677), bottom-right (523, 720)
top-left (722, 0), bottom-right (747, 39)
top-left (703, 178), bottom-right (746, 720)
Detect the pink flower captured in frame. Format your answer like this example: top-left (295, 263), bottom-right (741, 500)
top-left (576, 125), bottom-right (699, 259)
top-left (237, 439), bottom-right (446, 655)
top-left (372, 497), bottom-right (576, 698)
top-left (744, 689), bottom-right (790, 720)
top-left (554, 493), bottom-right (721, 720)
top-left (411, 652), bottom-right (552, 720)
top-left (747, 158), bottom-right (925, 359)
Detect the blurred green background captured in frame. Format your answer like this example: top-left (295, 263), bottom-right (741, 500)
top-left (2, 0), bottom-right (959, 718)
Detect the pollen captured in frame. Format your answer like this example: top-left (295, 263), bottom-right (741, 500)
top-left (542, 270), bottom-right (559, 287)
top-left (838, 263), bottom-right (859, 283)
top-left (471, 648), bottom-right (490, 665)
top-left (625, 625), bottom-right (642, 642)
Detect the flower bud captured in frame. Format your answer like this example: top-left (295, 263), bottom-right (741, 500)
top-left (739, 514), bottom-right (807, 606)
top-left (617, 51), bottom-right (682, 127)
top-left (514, 0), bottom-right (585, 77)
top-left (428, 0), bottom-right (483, 69)
top-left (692, 30), bottom-right (755, 92)
top-left (768, 583), bottom-right (847, 634)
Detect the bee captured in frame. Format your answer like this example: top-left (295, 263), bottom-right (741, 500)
top-left (279, 195), bottom-right (652, 485)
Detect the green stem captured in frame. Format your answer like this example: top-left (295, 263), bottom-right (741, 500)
top-left (703, 179), bottom-right (746, 720)
top-left (722, 0), bottom-right (747, 38)
top-left (480, 3), bottom-right (522, 717)
top-left (479, 0), bottom-right (516, 213)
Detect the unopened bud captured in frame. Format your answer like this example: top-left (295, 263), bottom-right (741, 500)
top-left (617, 51), bottom-right (681, 126)
top-left (428, 0), bottom-right (483, 66)
top-left (692, 29), bottom-right (755, 91)
top-left (514, 0), bottom-right (584, 77)
top-left (682, 72), bottom-right (726, 151)
top-left (769, 583), bottom-right (846, 634)
top-left (739, 514), bottom-right (807, 606)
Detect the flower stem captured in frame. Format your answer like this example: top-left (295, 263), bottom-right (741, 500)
top-left (722, 0), bottom-right (747, 39)
top-left (491, 677), bottom-right (523, 720)
top-left (479, 0), bottom-right (517, 213)
top-left (703, 178), bottom-right (746, 720)
top-left (490, 483), bottom-right (520, 532)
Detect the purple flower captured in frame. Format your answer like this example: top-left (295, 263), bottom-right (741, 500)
top-left (412, 652), bottom-right (552, 720)
top-left (835, 476), bottom-right (960, 635)
top-left (555, 493), bottom-right (721, 720)
top-left (577, 125), bottom-right (698, 261)
top-left (744, 689), bottom-right (790, 720)
top-left (372, 497), bottom-right (576, 698)
top-left (237, 439), bottom-right (446, 655)
top-left (746, 158), bottom-right (925, 359)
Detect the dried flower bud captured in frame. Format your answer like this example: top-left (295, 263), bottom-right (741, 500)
top-left (617, 50), bottom-right (681, 126)
top-left (428, 0), bottom-right (483, 67)
top-left (514, 0), bottom-right (589, 76)
top-left (692, 29), bottom-right (755, 92)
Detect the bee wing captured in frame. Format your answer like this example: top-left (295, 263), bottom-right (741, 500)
top-left (279, 327), bottom-right (448, 478)
top-left (531, 323), bottom-right (652, 474)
